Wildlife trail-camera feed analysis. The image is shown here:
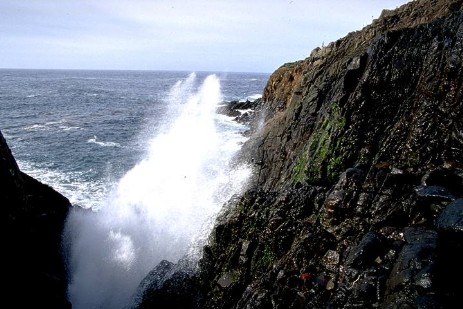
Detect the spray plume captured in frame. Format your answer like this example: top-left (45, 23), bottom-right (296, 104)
top-left (65, 74), bottom-right (251, 309)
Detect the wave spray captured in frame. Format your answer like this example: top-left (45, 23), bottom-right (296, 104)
top-left (65, 74), bottom-right (251, 309)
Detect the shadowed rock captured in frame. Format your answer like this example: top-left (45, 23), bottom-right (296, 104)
top-left (1, 131), bottom-right (71, 308)
top-left (435, 199), bottom-right (463, 233)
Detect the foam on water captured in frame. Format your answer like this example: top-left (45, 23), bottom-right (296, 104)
top-left (24, 119), bottom-right (71, 131)
top-left (59, 125), bottom-right (81, 131)
top-left (65, 74), bottom-right (252, 309)
top-left (24, 124), bottom-right (49, 131)
top-left (18, 160), bottom-right (107, 210)
top-left (247, 93), bottom-right (262, 101)
top-left (87, 136), bottom-right (121, 148)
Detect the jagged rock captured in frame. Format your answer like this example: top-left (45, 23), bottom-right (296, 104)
top-left (421, 169), bottom-right (463, 194)
top-left (383, 228), bottom-right (439, 307)
top-left (1, 131), bottom-right (71, 308)
top-left (387, 228), bottom-right (438, 290)
top-left (134, 260), bottom-right (202, 309)
top-left (435, 199), bottom-right (463, 233)
top-left (249, 0), bottom-right (463, 191)
top-left (135, 260), bottom-right (176, 296)
top-left (217, 271), bottom-right (239, 288)
top-left (136, 1), bottom-right (463, 308)
top-left (216, 99), bottom-right (262, 125)
top-left (346, 231), bottom-right (387, 269)
top-left (415, 185), bottom-right (456, 201)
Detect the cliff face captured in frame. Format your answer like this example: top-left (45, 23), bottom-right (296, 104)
top-left (251, 0), bottom-right (463, 191)
top-left (137, 0), bottom-right (463, 308)
top-left (1, 131), bottom-right (71, 308)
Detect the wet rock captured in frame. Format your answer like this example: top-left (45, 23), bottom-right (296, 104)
top-left (324, 190), bottom-right (345, 218)
top-left (421, 169), bottom-right (463, 195)
top-left (135, 260), bottom-right (175, 297)
top-left (387, 228), bottom-right (438, 291)
top-left (217, 271), bottom-right (239, 288)
top-left (136, 1), bottom-right (463, 308)
top-left (415, 295), bottom-right (441, 309)
top-left (322, 168), bottom-right (366, 223)
top-left (346, 231), bottom-right (387, 269)
top-left (414, 264), bottom-right (435, 290)
top-left (135, 260), bottom-right (201, 309)
top-left (322, 250), bottom-right (340, 272)
top-left (217, 99), bottom-right (262, 125)
top-left (415, 185), bottom-right (456, 201)
top-left (435, 199), bottom-right (463, 233)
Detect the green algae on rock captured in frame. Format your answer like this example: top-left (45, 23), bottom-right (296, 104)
top-left (135, 1), bottom-right (463, 308)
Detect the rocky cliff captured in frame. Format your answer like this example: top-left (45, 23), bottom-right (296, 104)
top-left (137, 0), bottom-right (463, 308)
top-left (1, 131), bottom-right (71, 308)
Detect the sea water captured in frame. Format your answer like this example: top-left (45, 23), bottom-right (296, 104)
top-left (0, 69), bottom-right (269, 308)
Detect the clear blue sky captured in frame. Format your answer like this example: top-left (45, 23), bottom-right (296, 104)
top-left (0, 0), bottom-right (411, 73)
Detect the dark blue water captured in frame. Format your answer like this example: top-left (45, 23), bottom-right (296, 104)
top-left (0, 69), bottom-right (269, 209)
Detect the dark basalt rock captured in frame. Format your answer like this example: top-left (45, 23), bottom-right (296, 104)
top-left (435, 199), bottom-right (463, 233)
top-left (217, 99), bottom-right (263, 125)
top-left (421, 169), bottom-right (463, 194)
top-left (134, 260), bottom-right (202, 309)
top-left (136, 0), bottom-right (463, 308)
top-left (345, 231), bottom-right (387, 268)
top-left (415, 185), bottom-right (456, 201)
top-left (1, 131), bottom-right (71, 308)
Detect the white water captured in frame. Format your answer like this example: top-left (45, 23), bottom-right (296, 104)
top-left (87, 135), bottom-right (121, 148)
top-left (65, 74), bottom-right (252, 309)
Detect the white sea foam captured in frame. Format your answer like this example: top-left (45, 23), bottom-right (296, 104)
top-left (18, 160), bottom-right (107, 210)
top-left (248, 93), bottom-right (262, 100)
top-left (60, 125), bottom-right (81, 131)
top-left (24, 124), bottom-right (49, 131)
top-left (65, 74), bottom-right (252, 309)
top-left (24, 119), bottom-right (69, 131)
top-left (238, 93), bottom-right (262, 102)
top-left (237, 108), bottom-right (254, 115)
top-left (87, 136), bottom-right (121, 147)
top-left (46, 119), bottom-right (67, 126)
top-left (1, 131), bottom-right (12, 140)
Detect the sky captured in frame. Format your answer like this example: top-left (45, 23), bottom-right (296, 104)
top-left (0, 0), bottom-right (411, 73)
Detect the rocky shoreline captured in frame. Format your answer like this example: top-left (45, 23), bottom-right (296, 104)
top-left (136, 0), bottom-right (463, 308)
top-left (2, 0), bottom-right (463, 308)
top-left (217, 98), bottom-right (263, 128)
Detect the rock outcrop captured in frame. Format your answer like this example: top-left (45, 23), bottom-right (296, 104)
top-left (1, 131), bottom-right (71, 308)
top-left (136, 0), bottom-right (463, 308)
top-left (217, 99), bottom-right (263, 127)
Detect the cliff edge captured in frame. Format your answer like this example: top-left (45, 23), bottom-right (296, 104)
top-left (1, 131), bottom-right (71, 308)
top-left (137, 0), bottom-right (463, 308)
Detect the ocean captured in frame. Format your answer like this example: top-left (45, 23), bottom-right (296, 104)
top-left (0, 69), bottom-right (269, 308)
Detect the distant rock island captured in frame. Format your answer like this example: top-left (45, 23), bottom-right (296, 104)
top-left (2, 0), bottom-right (463, 308)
